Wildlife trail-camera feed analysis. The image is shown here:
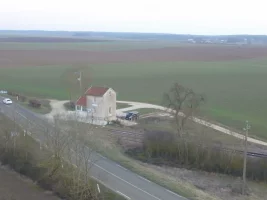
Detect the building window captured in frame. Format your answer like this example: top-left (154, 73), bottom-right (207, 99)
top-left (109, 107), bottom-right (112, 114)
top-left (76, 105), bottom-right (81, 111)
top-left (82, 106), bottom-right (87, 111)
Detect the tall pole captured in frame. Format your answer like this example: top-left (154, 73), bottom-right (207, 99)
top-left (242, 120), bottom-right (250, 195)
top-left (79, 71), bottom-right (82, 96)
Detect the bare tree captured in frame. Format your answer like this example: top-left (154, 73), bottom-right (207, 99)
top-left (39, 115), bottom-right (72, 181)
top-left (0, 113), bottom-right (99, 200)
top-left (163, 83), bottom-right (205, 137)
top-left (56, 115), bottom-right (98, 200)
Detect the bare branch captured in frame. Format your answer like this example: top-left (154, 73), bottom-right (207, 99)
top-left (163, 83), bottom-right (205, 137)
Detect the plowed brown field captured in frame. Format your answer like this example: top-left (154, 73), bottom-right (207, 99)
top-left (1, 45), bottom-right (267, 67)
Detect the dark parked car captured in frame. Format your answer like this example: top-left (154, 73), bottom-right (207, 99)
top-left (125, 111), bottom-right (139, 121)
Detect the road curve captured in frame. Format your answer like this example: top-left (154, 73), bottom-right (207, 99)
top-left (117, 100), bottom-right (267, 147)
top-left (0, 97), bottom-right (187, 200)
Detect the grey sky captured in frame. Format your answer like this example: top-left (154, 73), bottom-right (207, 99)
top-left (1, 0), bottom-right (267, 35)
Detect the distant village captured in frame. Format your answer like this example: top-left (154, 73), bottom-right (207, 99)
top-left (186, 37), bottom-right (262, 45)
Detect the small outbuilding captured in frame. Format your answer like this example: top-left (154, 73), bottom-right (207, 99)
top-left (76, 86), bottom-right (116, 124)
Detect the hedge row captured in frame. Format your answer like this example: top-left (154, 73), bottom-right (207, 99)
top-left (7, 91), bottom-right (42, 108)
top-left (126, 131), bottom-right (267, 182)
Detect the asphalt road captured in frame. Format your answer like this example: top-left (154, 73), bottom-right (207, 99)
top-left (0, 97), bottom-right (187, 200)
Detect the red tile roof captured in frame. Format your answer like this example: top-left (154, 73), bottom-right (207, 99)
top-left (76, 95), bottom-right (86, 106)
top-left (85, 86), bottom-right (109, 96)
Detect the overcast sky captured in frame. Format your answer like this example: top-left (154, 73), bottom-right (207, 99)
top-left (1, 0), bottom-right (266, 35)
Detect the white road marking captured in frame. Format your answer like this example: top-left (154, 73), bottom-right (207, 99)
top-left (1, 101), bottom-right (161, 199)
top-left (98, 154), bottom-right (106, 159)
top-left (91, 176), bottom-right (111, 191)
top-left (94, 163), bottom-right (162, 200)
top-left (166, 189), bottom-right (183, 198)
top-left (97, 184), bottom-right (101, 193)
top-left (16, 112), bottom-right (27, 120)
top-left (138, 175), bottom-right (151, 183)
top-left (116, 191), bottom-right (131, 200)
top-left (116, 164), bottom-right (128, 171)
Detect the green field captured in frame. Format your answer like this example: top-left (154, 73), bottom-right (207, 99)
top-left (1, 41), bottom-right (267, 140)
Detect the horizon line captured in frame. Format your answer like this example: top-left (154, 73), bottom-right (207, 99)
top-left (0, 29), bottom-right (267, 37)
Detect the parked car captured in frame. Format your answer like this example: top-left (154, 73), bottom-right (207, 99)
top-left (125, 111), bottom-right (139, 121)
top-left (3, 98), bottom-right (12, 105)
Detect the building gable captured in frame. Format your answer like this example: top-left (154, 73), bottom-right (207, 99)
top-left (76, 95), bottom-right (87, 106)
top-left (85, 86), bottom-right (109, 97)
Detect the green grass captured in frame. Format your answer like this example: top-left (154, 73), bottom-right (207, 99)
top-left (116, 102), bottom-right (130, 109)
top-left (138, 117), bottom-right (247, 148)
top-left (80, 126), bottom-right (218, 200)
top-left (0, 65), bottom-right (72, 99)
top-left (20, 100), bottom-right (52, 115)
top-left (90, 178), bottom-right (126, 200)
top-left (1, 94), bottom-right (52, 114)
top-left (0, 114), bottom-right (126, 200)
top-left (129, 108), bottom-right (160, 115)
top-left (1, 58), bottom-right (267, 140)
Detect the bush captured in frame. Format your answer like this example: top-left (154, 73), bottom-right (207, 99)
top-left (110, 119), bottom-right (124, 127)
top-left (126, 130), bottom-right (267, 182)
top-left (7, 91), bottom-right (18, 96)
top-left (0, 113), bottom-right (124, 200)
top-left (18, 95), bottom-right (27, 102)
top-left (29, 99), bottom-right (41, 108)
top-left (64, 101), bottom-right (75, 111)
top-left (6, 91), bottom-right (26, 102)
top-left (0, 143), bottom-right (95, 200)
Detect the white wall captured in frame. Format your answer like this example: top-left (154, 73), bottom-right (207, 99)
top-left (85, 88), bottom-right (116, 121)
top-left (102, 88), bottom-right (116, 121)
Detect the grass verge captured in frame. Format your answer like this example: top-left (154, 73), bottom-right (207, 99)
top-left (116, 102), bottom-right (130, 109)
top-left (20, 99), bottom-right (52, 114)
top-left (2, 94), bottom-right (52, 114)
top-left (82, 126), bottom-right (220, 200)
top-left (0, 113), bottom-right (126, 200)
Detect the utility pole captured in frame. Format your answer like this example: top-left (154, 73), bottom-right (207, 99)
top-left (242, 120), bottom-right (250, 195)
top-left (75, 71), bottom-right (82, 96)
top-left (78, 71), bottom-right (82, 96)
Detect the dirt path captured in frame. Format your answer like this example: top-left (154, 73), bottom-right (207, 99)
top-left (117, 101), bottom-right (267, 147)
top-left (45, 100), bottom-right (267, 147)
top-left (44, 100), bottom-right (69, 119)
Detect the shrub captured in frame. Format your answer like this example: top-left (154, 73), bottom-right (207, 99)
top-left (63, 101), bottom-right (75, 111)
top-left (110, 119), bottom-right (124, 127)
top-left (126, 130), bottom-right (267, 182)
top-left (18, 95), bottom-right (27, 102)
top-left (29, 99), bottom-right (41, 108)
top-left (7, 91), bottom-right (17, 96)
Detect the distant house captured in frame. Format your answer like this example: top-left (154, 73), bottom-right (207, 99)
top-left (76, 86), bottom-right (116, 124)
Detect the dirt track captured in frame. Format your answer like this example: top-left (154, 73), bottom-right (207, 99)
top-left (1, 45), bottom-right (267, 68)
top-left (117, 100), bottom-right (267, 147)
